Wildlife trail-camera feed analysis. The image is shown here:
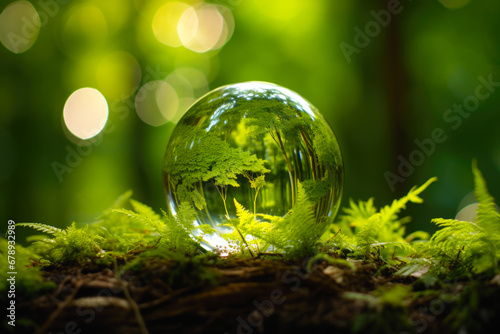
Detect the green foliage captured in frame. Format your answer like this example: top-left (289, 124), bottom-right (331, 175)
top-left (219, 199), bottom-right (270, 256)
top-left (109, 201), bottom-right (201, 256)
top-left (0, 238), bottom-right (55, 297)
top-left (13, 161), bottom-right (500, 334)
top-left (15, 222), bottom-right (63, 236)
top-left (165, 128), bottom-right (269, 211)
top-left (20, 222), bottom-right (103, 264)
top-left (408, 162), bottom-right (500, 275)
top-left (271, 182), bottom-right (322, 258)
top-left (92, 193), bottom-right (160, 254)
top-left (16, 193), bottom-right (206, 267)
top-left (324, 177), bottom-right (437, 260)
top-left (218, 182), bottom-right (323, 259)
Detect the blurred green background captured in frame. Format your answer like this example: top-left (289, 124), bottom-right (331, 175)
top-left (1, 0), bottom-right (499, 242)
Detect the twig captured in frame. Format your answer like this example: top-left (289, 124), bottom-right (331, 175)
top-left (138, 287), bottom-right (191, 309)
top-left (326, 228), bottom-right (341, 244)
top-left (52, 275), bottom-right (73, 297)
top-left (38, 276), bottom-right (91, 334)
top-left (113, 257), bottom-right (150, 334)
top-left (234, 226), bottom-right (254, 257)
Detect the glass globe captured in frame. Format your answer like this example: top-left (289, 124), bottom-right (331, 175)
top-left (162, 82), bottom-right (343, 252)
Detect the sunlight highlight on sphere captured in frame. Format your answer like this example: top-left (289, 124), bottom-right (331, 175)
top-left (96, 51), bottom-right (141, 100)
top-left (63, 88), bottom-right (109, 140)
top-left (177, 4), bottom-right (225, 53)
top-left (0, 1), bottom-right (40, 54)
top-left (135, 81), bottom-right (179, 127)
top-left (152, 2), bottom-right (190, 47)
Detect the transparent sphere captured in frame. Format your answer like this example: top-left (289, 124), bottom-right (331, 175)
top-left (162, 82), bottom-right (343, 251)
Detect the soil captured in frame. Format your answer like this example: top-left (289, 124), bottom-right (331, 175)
top-left (14, 256), bottom-right (500, 334)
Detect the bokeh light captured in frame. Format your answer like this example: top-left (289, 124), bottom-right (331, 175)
top-left (156, 81), bottom-right (180, 122)
top-left (212, 5), bottom-right (235, 50)
top-left (0, 1), bottom-right (40, 54)
top-left (135, 65), bottom-right (212, 127)
top-left (152, 1), bottom-right (191, 47)
top-left (63, 88), bottom-right (109, 140)
top-left (96, 51), bottom-right (141, 100)
top-left (135, 81), bottom-right (179, 127)
top-left (166, 67), bottom-right (210, 122)
top-left (171, 67), bottom-right (208, 93)
top-left (177, 4), bottom-right (233, 53)
top-left (455, 203), bottom-right (479, 222)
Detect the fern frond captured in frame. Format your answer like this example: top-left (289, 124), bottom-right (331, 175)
top-left (327, 177), bottom-right (436, 259)
top-left (335, 198), bottom-right (377, 237)
top-left (231, 199), bottom-right (271, 255)
top-left (130, 199), bottom-right (161, 221)
top-left (356, 213), bottom-right (382, 249)
top-left (276, 182), bottom-right (320, 256)
top-left (234, 199), bottom-right (254, 226)
top-left (394, 258), bottom-right (433, 277)
top-left (379, 177), bottom-right (437, 224)
top-left (174, 203), bottom-right (197, 231)
top-left (111, 208), bottom-right (165, 233)
top-left (425, 162), bottom-right (500, 273)
top-left (472, 161), bottom-right (500, 236)
top-left (16, 223), bottom-right (64, 236)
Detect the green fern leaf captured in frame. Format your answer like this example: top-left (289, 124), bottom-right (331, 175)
top-left (111, 208), bottom-right (165, 233)
top-left (16, 223), bottom-right (64, 236)
top-left (130, 199), bottom-right (161, 221)
top-left (472, 161), bottom-right (500, 236)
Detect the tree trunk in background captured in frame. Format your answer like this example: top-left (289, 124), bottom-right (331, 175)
top-left (384, 2), bottom-right (411, 196)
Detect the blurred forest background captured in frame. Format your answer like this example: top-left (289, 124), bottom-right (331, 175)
top-left (1, 0), bottom-right (499, 242)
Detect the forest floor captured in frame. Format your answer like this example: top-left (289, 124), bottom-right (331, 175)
top-left (15, 254), bottom-right (500, 334)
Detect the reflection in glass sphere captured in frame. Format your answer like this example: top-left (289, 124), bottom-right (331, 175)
top-left (163, 82), bottom-right (343, 252)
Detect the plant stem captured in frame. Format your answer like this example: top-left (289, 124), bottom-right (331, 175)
top-left (113, 258), bottom-right (150, 334)
top-left (235, 226), bottom-right (254, 257)
top-left (253, 188), bottom-right (259, 218)
top-left (215, 184), bottom-right (230, 218)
